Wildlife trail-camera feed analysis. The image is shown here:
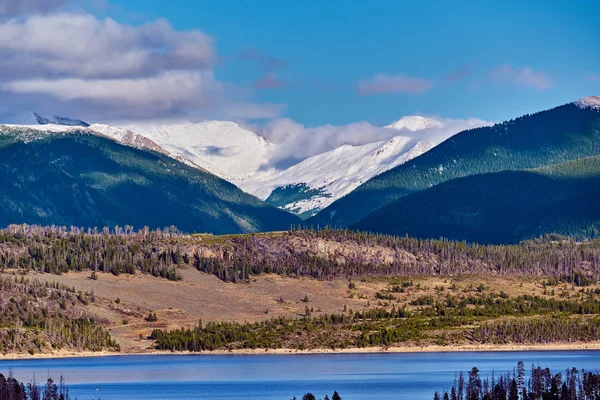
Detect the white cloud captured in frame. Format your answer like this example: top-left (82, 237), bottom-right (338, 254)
top-left (255, 116), bottom-right (491, 169)
top-left (0, 13), bottom-right (214, 78)
top-left (489, 64), bottom-right (553, 90)
top-left (0, 10), bottom-right (278, 120)
top-left (3, 72), bottom-right (211, 111)
top-left (357, 73), bottom-right (433, 96)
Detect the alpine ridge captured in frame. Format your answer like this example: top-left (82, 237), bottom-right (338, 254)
top-left (3, 113), bottom-right (460, 217)
top-left (308, 98), bottom-right (600, 228)
top-left (0, 125), bottom-right (300, 233)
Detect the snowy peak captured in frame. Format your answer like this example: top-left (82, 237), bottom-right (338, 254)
top-left (238, 134), bottom-right (432, 217)
top-left (89, 124), bottom-right (166, 154)
top-left (0, 111), bottom-right (89, 127)
top-left (125, 120), bottom-right (273, 181)
top-left (574, 96), bottom-right (600, 111)
top-left (386, 115), bottom-right (443, 131)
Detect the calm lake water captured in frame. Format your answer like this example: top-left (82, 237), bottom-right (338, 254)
top-left (0, 351), bottom-right (598, 400)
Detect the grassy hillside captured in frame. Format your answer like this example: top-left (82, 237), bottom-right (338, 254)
top-left (353, 155), bottom-right (600, 244)
top-left (309, 103), bottom-right (600, 227)
top-left (0, 128), bottom-right (299, 233)
top-left (3, 226), bottom-right (600, 354)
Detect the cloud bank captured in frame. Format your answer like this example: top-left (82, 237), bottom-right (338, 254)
top-left (253, 116), bottom-right (490, 169)
top-left (0, 3), bottom-right (283, 121)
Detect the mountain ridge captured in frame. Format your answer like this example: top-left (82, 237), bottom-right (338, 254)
top-left (308, 98), bottom-right (600, 228)
top-left (353, 154), bottom-right (600, 244)
top-left (1, 112), bottom-right (459, 217)
top-left (0, 126), bottom-right (299, 233)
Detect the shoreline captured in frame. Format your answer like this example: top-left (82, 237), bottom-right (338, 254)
top-left (2, 342), bottom-right (600, 361)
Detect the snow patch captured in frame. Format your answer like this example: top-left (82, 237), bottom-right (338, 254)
top-left (574, 96), bottom-right (600, 111)
top-left (385, 116), bottom-right (443, 131)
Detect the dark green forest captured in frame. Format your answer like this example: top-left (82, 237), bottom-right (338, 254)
top-left (0, 127), bottom-right (299, 234)
top-left (434, 362), bottom-right (600, 400)
top-left (0, 374), bottom-right (73, 400)
top-left (310, 103), bottom-right (600, 228)
top-left (354, 155), bottom-right (600, 244)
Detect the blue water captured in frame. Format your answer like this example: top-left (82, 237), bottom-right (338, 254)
top-left (0, 352), bottom-right (598, 400)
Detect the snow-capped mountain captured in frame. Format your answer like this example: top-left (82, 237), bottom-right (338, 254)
top-left (89, 124), bottom-right (168, 155)
top-left (124, 121), bottom-right (274, 181)
top-left (0, 111), bottom-right (452, 217)
top-left (575, 95), bottom-right (600, 111)
top-left (0, 111), bottom-right (88, 127)
top-left (239, 137), bottom-right (432, 216)
top-left (116, 117), bottom-right (442, 217)
top-left (385, 115), bottom-right (443, 131)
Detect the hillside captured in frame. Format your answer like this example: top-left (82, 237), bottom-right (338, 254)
top-left (309, 98), bottom-right (600, 227)
top-left (0, 126), bottom-right (299, 233)
top-left (2, 226), bottom-right (600, 354)
top-left (114, 116), bottom-right (463, 217)
top-left (4, 114), bottom-right (475, 218)
top-left (354, 155), bottom-right (600, 244)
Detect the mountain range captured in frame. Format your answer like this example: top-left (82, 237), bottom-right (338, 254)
top-left (310, 96), bottom-right (600, 230)
top-left (0, 125), bottom-right (298, 234)
top-left (354, 154), bottom-right (600, 243)
top-left (1, 113), bottom-right (464, 217)
top-left (1, 96), bottom-right (599, 242)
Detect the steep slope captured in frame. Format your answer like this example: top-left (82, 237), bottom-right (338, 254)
top-left (0, 111), bottom-right (89, 127)
top-left (354, 155), bottom-right (600, 244)
top-left (239, 137), bottom-right (432, 218)
top-left (310, 98), bottom-right (600, 227)
top-left (99, 116), bottom-right (445, 217)
top-left (89, 124), bottom-right (167, 155)
top-left (237, 116), bottom-right (445, 217)
top-left (0, 126), bottom-right (299, 233)
top-left (124, 121), bottom-right (274, 181)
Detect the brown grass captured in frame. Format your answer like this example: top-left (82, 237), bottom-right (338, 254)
top-left (3, 269), bottom-right (597, 354)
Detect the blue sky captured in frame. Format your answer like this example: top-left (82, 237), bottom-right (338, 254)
top-left (104, 0), bottom-right (600, 125)
top-left (0, 0), bottom-right (598, 127)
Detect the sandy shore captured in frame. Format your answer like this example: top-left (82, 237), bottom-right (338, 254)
top-left (2, 342), bottom-right (600, 360)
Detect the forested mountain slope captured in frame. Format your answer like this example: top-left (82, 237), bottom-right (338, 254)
top-left (0, 127), bottom-right (299, 233)
top-left (309, 99), bottom-right (600, 227)
top-left (354, 155), bottom-right (600, 244)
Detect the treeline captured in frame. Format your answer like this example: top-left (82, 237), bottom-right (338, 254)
top-left (0, 224), bottom-right (183, 280)
top-left (0, 374), bottom-right (72, 400)
top-left (473, 317), bottom-right (600, 344)
top-left (2, 225), bottom-right (600, 284)
top-left (194, 229), bottom-right (600, 283)
top-left (0, 275), bottom-right (119, 353)
top-left (434, 361), bottom-right (600, 400)
top-left (290, 392), bottom-right (342, 400)
top-left (150, 289), bottom-right (600, 351)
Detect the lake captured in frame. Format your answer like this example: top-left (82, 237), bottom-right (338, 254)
top-left (0, 351), bottom-right (598, 400)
